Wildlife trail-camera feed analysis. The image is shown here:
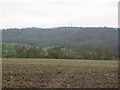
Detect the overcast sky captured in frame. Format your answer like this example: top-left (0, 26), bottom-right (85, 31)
top-left (0, 0), bottom-right (119, 29)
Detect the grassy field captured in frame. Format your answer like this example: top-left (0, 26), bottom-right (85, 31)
top-left (2, 58), bottom-right (118, 88)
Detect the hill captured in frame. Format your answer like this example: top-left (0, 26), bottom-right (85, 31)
top-left (2, 27), bottom-right (118, 49)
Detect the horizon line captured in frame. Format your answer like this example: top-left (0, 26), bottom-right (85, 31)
top-left (0, 26), bottom-right (118, 30)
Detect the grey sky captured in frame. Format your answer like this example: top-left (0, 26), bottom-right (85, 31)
top-left (0, 0), bottom-right (119, 29)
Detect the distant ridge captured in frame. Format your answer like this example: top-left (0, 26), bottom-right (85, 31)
top-left (2, 27), bottom-right (118, 49)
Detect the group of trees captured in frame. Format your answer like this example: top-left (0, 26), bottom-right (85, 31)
top-left (2, 44), bottom-right (118, 60)
top-left (2, 27), bottom-right (118, 49)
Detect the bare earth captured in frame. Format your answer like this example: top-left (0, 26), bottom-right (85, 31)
top-left (2, 58), bottom-right (118, 88)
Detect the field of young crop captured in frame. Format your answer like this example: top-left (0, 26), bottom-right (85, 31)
top-left (2, 58), bottom-right (118, 88)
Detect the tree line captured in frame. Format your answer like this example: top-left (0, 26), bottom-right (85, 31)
top-left (2, 44), bottom-right (118, 60)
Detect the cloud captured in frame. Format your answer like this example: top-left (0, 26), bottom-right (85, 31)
top-left (0, 0), bottom-right (119, 28)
